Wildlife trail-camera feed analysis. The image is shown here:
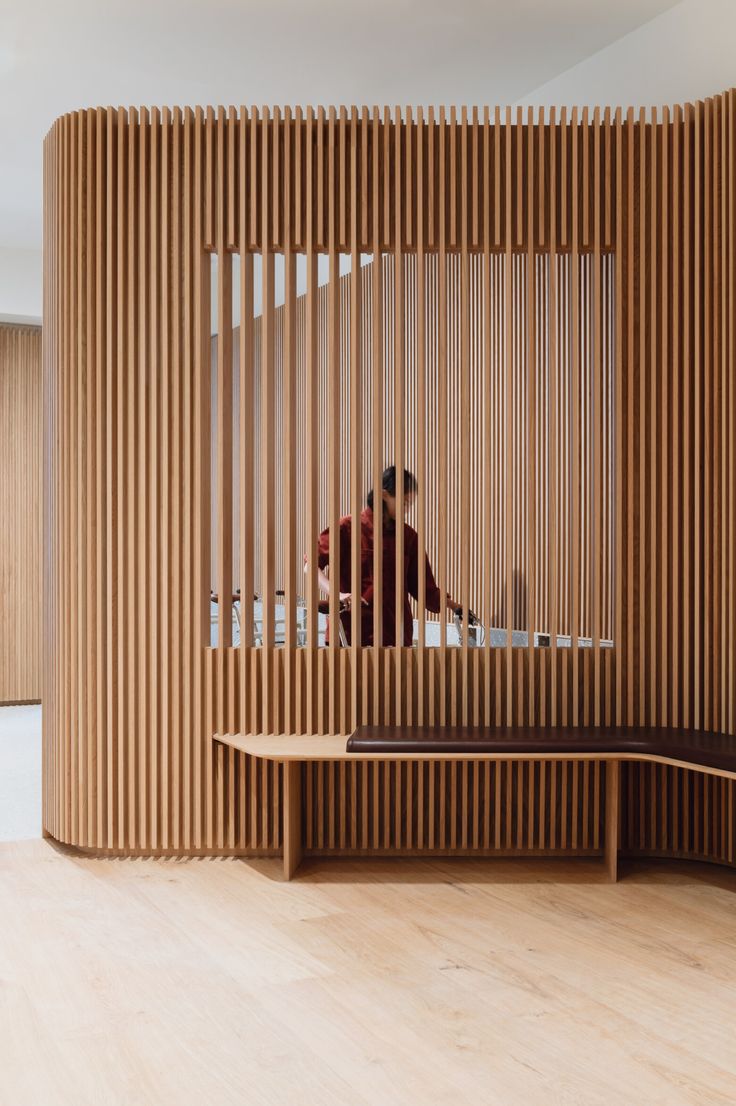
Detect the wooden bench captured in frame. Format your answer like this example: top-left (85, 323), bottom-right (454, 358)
top-left (214, 726), bottom-right (736, 881)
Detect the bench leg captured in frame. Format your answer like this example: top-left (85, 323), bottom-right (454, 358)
top-left (283, 761), bottom-right (303, 880)
top-left (604, 759), bottom-right (620, 882)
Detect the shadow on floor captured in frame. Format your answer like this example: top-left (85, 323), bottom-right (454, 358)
top-left (239, 854), bottom-right (736, 891)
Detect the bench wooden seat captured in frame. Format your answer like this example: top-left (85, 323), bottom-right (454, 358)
top-left (214, 726), bottom-right (736, 882)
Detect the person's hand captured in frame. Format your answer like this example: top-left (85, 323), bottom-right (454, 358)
top-left (339, 592), bottom-right (369, 610)
top-left (446, 594), bottom-right (462, 614)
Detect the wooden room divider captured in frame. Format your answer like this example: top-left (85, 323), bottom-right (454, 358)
top-left (43, 96), bottom-right (735, 861)
top-left (0, 323), bottom-right (42, 704)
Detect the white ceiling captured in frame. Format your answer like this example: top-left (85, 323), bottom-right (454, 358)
top-left (0, 0), bottom-right (681, 252)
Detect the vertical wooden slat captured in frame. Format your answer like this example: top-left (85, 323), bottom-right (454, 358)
top-left (438, 108), bottom-right (448, 725)
top-left (482, 108), bottom-right (492, 725)
top-left (694, 101), bottom-right (703, 730)
top-left (261, 109), bottom-right (276, 738)
top-left (216, 112), bottom-right (234, 651)
top-left (729, 90), bottom-right (736, 737)
top-left (614, 108), bottom-right (624, 727)
top-left (372, 105), bottom-right (384, 684)
top-left (195, 105), bottom-right (211, 847)
top-left (548, 109), bottom-right (559, 727)
top-left (205, 107), bottom-right (215, 250)
top-left (283, 108), bottom-right (297, 738)
top-left (306, 105), bottom-right (319, 690)
top-left (394, 107), bottom-right (406, 718)
top-left (416, 108), bottom-right (427, 723)
top-left (650, 106), bottom-right (659, 726)
top-left (327, 107), bottom-right (340, 736)
top-left (592, 108), bottom-right (602, 726)
top-left (625, 107), bottom-right (635, 726)
top-left (350, 106), bottom-right (362, 731)
top-left (681, 103), bottom-right (692, 730)
top-left (504, 107), bottom-right (513, 725)
top-left (719, 97), bottom-right (728, 733)
top-left (81, 110), bottom-right (93, 847)
top-left (92, 109), bottom-right (105, 844)
top-left (148, 107), bottom-right (160, 848)
top-left (670, 105), bottom-right (682, 727)
top-left (704, 99), bottom-right (713, 734)
top-left (570, 109), bottom-right (581, 728)
top-left (239, 118), bottom-right (255, 668)
top-left (125, 107), bottom-right (139, 848)
top-left (526, 107), bottom-right (537, 727)
top-left (459, 108), bottom-right (471, 723)
top-left (661, 106), bottom-right (670, 726)
top-left (178, 107), bottom-right (192, 847)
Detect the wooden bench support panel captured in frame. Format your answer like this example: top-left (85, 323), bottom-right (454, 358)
top-left (283, 761), bottom-right (303, 880)
top-left (604, 760), bottom-right (620, 882)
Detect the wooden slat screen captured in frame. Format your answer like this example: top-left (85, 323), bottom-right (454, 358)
top-left (0, 324), bottom-right (42, 704)
top-left (43, 95), bottom-right (736, 855)
top-left (210, 250), bottom-right (615, 644)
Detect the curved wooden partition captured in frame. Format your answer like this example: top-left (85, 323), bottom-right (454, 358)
top-left (0, 323), bottom-right (42, 704)
top-left (43, 97), bottom-right (736, 867)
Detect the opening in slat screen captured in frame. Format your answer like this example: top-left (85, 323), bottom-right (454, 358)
top-left (209, 250), bottom-right (614, 649)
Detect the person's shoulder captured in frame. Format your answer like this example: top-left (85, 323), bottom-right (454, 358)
top-left (403, 521), bottom-right (419, 543)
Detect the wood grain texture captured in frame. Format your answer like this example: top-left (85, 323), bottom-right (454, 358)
top-left (6, 838), bottom-right (736, 1104)
top-left (43, 97), bottom-right (736, 864)
top-left (0, 324), bottom-right (42, 704)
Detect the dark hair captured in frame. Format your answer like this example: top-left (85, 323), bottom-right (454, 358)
top-left (367, 465), bottom-right (418, 510)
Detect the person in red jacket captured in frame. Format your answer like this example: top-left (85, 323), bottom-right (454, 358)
top-left (311, 465), bottom-right (460, 646)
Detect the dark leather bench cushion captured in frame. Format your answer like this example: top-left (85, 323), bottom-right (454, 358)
top-left (346, 725), bottom-right (736, 774)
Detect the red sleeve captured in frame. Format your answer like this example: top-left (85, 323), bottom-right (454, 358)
top-left (407, 527), bottom-right (443, 613)
top-left (423, 553), bottom-right (443, 613)
top-left (339, 522), bottom-right (353, 592)
top-left (317, 518), bottom-right (352, 588)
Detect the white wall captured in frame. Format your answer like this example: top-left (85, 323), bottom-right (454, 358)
top-left (517, 0), bottom-right (736, 110)
top-left (7, 0), bottom-right (733, 326)
top-left (0, 247), bottom-right (42, 324)
top-left (211, 251), bottom-right (369, 334)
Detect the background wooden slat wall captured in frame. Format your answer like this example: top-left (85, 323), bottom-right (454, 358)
top-left (620, 762), bottom-right (736, 869)
top-left (44, 97), bottom-right (736, 861)
top-left (304, 757), bottom-right (605, 856)
top-left (211, 251), bottom-right (615, 648)
top-left (0, 324), bottom-right (42, 704)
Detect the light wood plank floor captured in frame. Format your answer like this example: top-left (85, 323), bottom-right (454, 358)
top-left (1, 841), bottom-right (736, 1105)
